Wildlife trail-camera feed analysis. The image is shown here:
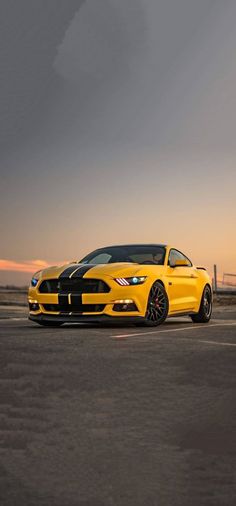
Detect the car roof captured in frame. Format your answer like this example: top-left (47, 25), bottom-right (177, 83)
top-left (94, 244), bottom-right (167, 249)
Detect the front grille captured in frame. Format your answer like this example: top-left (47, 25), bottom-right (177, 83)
top-left (39, 278), bottom-right (110, 294)
top-left (43, 304), bottom-right (105, 313)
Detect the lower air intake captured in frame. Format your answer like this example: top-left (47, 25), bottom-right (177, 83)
top-left (43, 304), bottom-right (105, 313)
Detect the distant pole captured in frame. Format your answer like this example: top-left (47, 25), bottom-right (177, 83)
top-left (214, 264), bottom-right (217, 293)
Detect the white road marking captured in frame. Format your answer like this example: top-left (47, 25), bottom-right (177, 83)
top-left (196, 339), bottom-right (236, 348)
top-left (9, 317), bottom-right (27, 321)
top-left (113, 322), bottom-right (236, 339)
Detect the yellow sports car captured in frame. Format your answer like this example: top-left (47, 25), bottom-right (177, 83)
top-left (28, 244), bottom-right (212, 327)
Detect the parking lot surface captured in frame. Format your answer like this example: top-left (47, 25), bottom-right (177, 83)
top-left (0, 307), bottom-right (236, 506)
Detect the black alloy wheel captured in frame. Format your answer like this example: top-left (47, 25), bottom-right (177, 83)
top-left (191, 285), bottom-right (212, 323)
top-left (143, 281), bottom-right (169, 326)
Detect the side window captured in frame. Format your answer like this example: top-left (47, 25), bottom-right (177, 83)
top-left (168, 249), bottom-right (192, 267)
top-left (90, 253), bottom-right (112, 264)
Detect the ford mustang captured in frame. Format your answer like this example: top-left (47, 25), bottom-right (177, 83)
top-left (28, 244), bottom-right (212, 327)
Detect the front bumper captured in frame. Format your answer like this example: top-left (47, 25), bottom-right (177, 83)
top-left (28, 276), bottom-right (149, 323)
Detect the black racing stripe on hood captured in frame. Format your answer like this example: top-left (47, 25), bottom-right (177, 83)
top-left (59, 265), bottom-right (79, 278)
top-left (72, 265), bottom-right (96, 278)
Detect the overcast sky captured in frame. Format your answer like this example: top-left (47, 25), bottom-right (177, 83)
top-left (0, 0), bottom-right (236, 284)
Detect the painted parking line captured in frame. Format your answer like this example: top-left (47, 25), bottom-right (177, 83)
top-left (193, 339), bottom-right (236, 348)
top-left (0, 317), bottom-right (27, 322)
top-left (113, 322), bottom-right (236, 339)
top-left (10, 317), bottom-right (28, 321)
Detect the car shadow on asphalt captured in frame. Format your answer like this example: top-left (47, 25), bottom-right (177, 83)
top-left (26, 317), bottom-right (193, 331)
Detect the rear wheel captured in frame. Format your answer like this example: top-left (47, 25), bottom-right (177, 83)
top-left (140, 281), bottom-right (169, 327)
top-left (191, 285), bottom-right (212, 323)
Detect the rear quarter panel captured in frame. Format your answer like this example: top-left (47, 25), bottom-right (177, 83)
top-left (195, 268), bottom-right (212, 310)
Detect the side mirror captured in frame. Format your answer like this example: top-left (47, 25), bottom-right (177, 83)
top-left (170, 259), bottom-right (189, 268)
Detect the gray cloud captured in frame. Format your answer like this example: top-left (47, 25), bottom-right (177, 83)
top-left (1, 0), bottom-right (220, 165)
top-left (0, 0), bottom-right (84, 156)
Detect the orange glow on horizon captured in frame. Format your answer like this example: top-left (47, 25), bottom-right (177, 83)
top-left (0, 259), bottom-right (50, 274)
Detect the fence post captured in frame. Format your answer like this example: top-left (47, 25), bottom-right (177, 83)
top-left (213, 264), bottom-right (217, 293)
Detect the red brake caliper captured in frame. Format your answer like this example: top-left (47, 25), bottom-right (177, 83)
top-left (155, 297), bottom-right (160, 308)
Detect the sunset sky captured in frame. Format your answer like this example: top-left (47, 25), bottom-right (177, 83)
top-left (1, 0), bottom-right (236, 285)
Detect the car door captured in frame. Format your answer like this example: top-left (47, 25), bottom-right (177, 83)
top-left (166, 249), bottom-right (199, 313)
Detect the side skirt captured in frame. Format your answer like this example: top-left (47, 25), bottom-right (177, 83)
top-left (167, 311), bottom-right (197, 318)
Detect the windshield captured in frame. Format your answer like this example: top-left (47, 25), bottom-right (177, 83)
top-left (79, 245), bottom-right (166, 265)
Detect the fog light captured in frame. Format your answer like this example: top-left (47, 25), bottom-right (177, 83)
top-left (113, 300), bottom-right (138, 312)
top-left (114, 299), bottom-right (134, 304)
top-left (29, 301), bottom-right (40, 311)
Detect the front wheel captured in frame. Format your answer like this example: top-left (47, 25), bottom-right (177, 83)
top-left (191, 285), bottom-right (212, 323)
top-left (140, 281), bottom-right (169, 327)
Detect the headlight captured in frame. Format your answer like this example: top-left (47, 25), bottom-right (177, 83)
top-left (115, 276), bottom-right (147, 286)
top-left (31, 277), bottom-right (39, 287)
top-left (30, 270), bottom-right (42, 288)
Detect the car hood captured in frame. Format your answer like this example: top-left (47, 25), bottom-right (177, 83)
top-left (37, 262), bottom-right (162, 280)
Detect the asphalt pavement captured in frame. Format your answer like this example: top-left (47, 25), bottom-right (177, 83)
top-left (0, 307), bottom-right (236, 506)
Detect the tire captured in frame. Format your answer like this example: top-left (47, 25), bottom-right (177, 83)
top-left (191, 285), bottom-right (212, 323)
top-left (139, 281), bottom-right (169, 327)
top-left (36, 321), bottom-right (63, 327)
